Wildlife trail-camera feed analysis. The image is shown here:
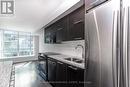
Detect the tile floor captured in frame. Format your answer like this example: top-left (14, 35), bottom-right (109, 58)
top-left (14, 61), bottom-right (52, 87)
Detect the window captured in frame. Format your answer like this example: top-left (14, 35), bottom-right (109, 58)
top-left (0, 30), bottom-right (3, 58)
top-left (19, 32), bottom-right (33, 56)
top-left (0, 30), bottom-right (34, 58)
top-left (3, 31), bottom-right (18, 57)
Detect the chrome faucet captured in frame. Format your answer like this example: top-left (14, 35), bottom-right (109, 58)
top-left (75, 44), bottom-right (85, 59)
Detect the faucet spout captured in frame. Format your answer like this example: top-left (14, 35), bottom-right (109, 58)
top-left (75, 44), bottom-right (85, 59)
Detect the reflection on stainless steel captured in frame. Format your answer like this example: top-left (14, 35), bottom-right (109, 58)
top-left (122, 7), bottom-right (129, 87)
top-left (85, 0), bottom-right (130, 87)
top-left (85, 0), bottom-right (120, 87)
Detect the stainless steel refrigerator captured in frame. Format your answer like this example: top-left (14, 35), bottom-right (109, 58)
top-left (122, 0), bottom-right (130, 87)
top-left (85, 0), bottom-right (121, 87)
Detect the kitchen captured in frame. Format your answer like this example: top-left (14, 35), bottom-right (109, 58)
top-left (0, 0), bottom-right (130, 87)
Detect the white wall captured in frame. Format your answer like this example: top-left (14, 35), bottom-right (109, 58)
top-left (0, 36), bottom-right (39, 63)
top-left (37, 29), bottom-right (85, 58)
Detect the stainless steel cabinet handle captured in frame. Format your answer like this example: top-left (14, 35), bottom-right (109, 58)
top-left (68, 66), bottom-right (77, 70)
top-left (73, 20), bottom-right (83, 24)
top-left (57, 28), bottom-right (63, 31)
top-left (74, 37), bottom-right (82, 40)
top-left (57, 62), bottom-right (63, 65)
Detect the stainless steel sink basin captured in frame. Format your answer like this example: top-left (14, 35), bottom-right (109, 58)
top-left (64, 58), bottom-right (72, 61)
top-left (64, 57), bottom-right (84, 63)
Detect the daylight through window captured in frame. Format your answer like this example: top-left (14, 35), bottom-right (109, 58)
top-left (0, 30), bottom-right (34, 58)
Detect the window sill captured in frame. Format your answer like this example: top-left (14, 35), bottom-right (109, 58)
top-left (1, 55), bottom-right (35, 59)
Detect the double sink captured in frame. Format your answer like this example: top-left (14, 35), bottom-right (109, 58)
top-left (64, 57), bottom-right (84, 64)
top-left (44, 52), bottom-right (84, 64)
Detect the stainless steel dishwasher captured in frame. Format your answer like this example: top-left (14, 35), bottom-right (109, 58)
top-left (38, 53), bottom-right (48, 80)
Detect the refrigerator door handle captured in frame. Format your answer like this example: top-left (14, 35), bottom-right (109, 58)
top-left (123, 7), bottom-right (129, 87)
top-left (127, 7), bottom-right (130, 87)
top-left (117, 10), bottom-right (121, 87)
top-left (112, 10), bottom-right (118, 87)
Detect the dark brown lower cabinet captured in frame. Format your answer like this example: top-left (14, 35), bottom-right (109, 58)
top-left (55, 61), bottom-right (67, 87)
top-left (48, 59), bottom-right (56, 87)
top-left (47, 58), bottom-right (84, 87)
top-left (67, 65), bottom-right (84, 87)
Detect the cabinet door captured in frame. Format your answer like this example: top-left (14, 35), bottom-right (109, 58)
top-left (45, 24), bottom-right (57, 44)
top-left (45, 6), bottom-right (85, 43)
top-left (55, 16), bottom-right (68, 43)
top-left (67, 66), bottom-right (79, 87)
top-left (76, 69), bottom-right (84, 87)
top-left (44, 27), bottom-right (51, 43)
top-left (48, 59), bottom-right (56, 86)
top-left (67, 65), bottom-right (84, 87)
top-left (69, 6), bottom-right (85, 40)
top-left (56, 61), bottom-right (67, 87)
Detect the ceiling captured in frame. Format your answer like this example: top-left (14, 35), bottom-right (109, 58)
top-left (0, 0), bottom-right (80, 32)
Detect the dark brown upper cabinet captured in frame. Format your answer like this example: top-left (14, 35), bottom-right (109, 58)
top-left (44, 26), bottom-right (51, 43)
top-left (68, 6), bottom-right (85, 41)
top-left (44, 24), bottom-right (56, 44)
top-left (44, 5), bottom-right (85, 44)
top-left (55, 16), bottom-right (68, 43)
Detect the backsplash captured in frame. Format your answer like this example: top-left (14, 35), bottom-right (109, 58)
top-left (38, 29), bottom-right (85, 58)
